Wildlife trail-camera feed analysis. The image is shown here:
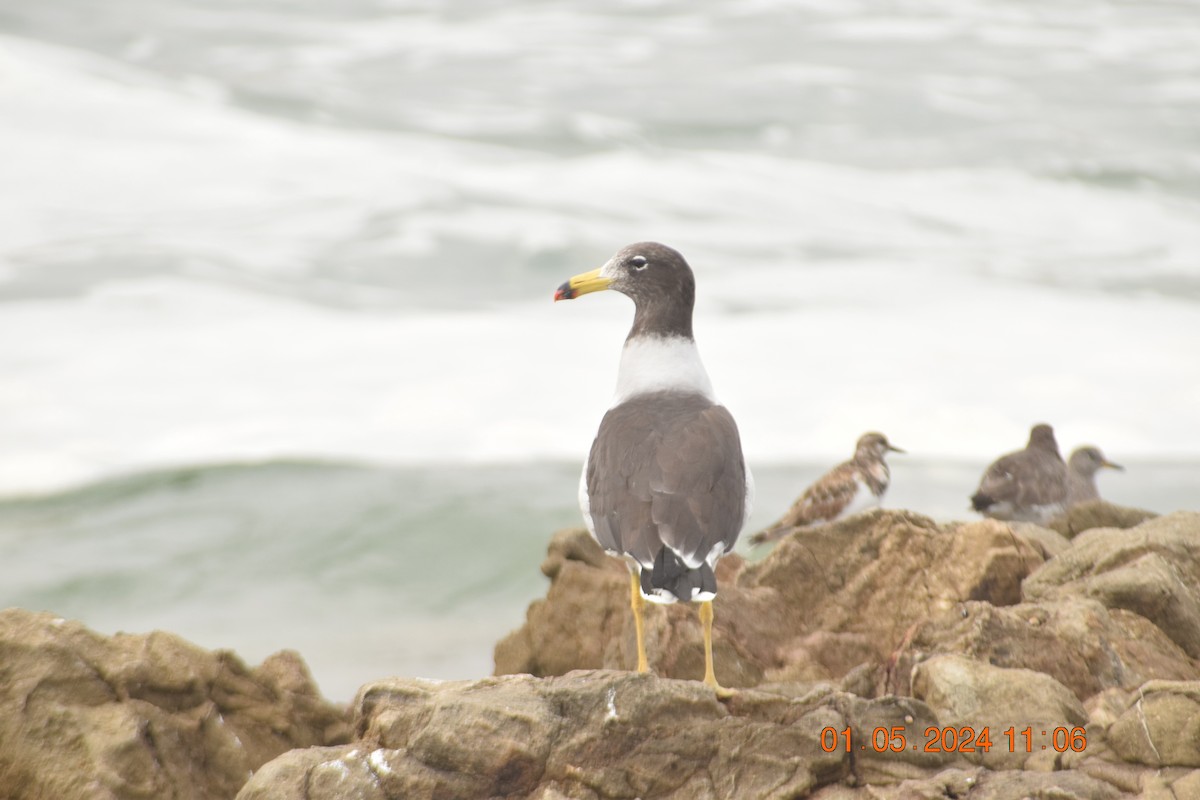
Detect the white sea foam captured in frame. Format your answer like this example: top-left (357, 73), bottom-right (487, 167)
top-left (0, 19), bottom-right (1198, 495)
top-left (2, 265), bottom-right (1197, 495)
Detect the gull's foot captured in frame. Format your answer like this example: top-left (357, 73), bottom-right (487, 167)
top-left (704, 676), bottom-right (736, 700)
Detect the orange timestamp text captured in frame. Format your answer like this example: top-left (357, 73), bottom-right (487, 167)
top-left (819, 725), bottom-right (1087, 754)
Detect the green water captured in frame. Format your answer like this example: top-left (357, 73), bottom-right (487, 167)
top-left (0, 458), bottom-right (1193, 699)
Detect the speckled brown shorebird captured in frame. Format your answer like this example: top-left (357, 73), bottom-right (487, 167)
top-left (749, 432), bottom-right (903, 547)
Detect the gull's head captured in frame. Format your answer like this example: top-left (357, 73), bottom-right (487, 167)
top-left (553, 242), bottom-right (694, 305)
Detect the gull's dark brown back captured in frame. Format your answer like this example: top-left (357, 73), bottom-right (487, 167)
top-left (586, 391), bottom-right (746, 575)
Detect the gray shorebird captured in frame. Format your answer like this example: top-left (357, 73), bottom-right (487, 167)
top-left (1066, 446), bottom-right (1124, 506)
top-left (971, 423), bottom-right (1067, 524)
top-left (749, 432), bottom-right (903, 547)
top-left (554, 242), bottom-right (752, 695)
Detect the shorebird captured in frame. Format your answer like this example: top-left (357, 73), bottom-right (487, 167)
top-left (554, 242), bottom-right (752, 694)
top-left (1066, 446), bottom-right (1124, 506)
top-left (749, 432), bottom-right (903, 547)
top-left (970, 423), bottom-right (1067, 524)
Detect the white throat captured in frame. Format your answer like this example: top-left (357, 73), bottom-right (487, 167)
top-left (612, 335), bottom-right (715, 406)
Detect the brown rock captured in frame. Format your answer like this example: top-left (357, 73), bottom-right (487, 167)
top-left (911, 654), bottom-right (1086, 770)
top-left (809, 767), bottom-right (1124, 799)
top-left (1167, 769), bottom-right (1200, 799)
top-left (766, 631), bottom-right (882, 684)
top-left (814, 768), bottom-right (984, 800)
top-left (887, 599), bottom-right (1196, 701)
top-left (1024, 511), bottom-right (1200, 657)
top-left (742, 511), bottom-right (1043, 623)
top-left (0, 609), bottom-right (348, 800)
top-left (498, 511), bottom-right (1047, 688)
top-left (825, 693), bottom-right (951, 784)
top-left (1107, 680), bottom-right (1200, 768)
top-left (1048, 499), bottom-right (1158, 539)
top-left (1008, 521), bottom-right (1072, 559)
top-left (1073, 756), bottom-right (1148, 795)
top-left (239, 670), bottom-right (853, 800)
top-left (952, 770), bottom-right (1122, 799)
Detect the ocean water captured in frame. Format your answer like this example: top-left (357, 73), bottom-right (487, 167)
top-left (1, 0), bottom-right (1198, 699)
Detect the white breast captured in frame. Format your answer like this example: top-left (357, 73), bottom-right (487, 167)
top-left (839, 477), bottom-right (882, 520)
top-left (612, 335), bottom-right (715, 406)
top-left (578, 459), bottom-right (596, 538)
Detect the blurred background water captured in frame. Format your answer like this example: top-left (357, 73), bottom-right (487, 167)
top-left (0, 0), bottom-right (1197, 700)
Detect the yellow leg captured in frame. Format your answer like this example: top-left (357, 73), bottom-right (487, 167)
top-left (630, 571), bottom-right (649, 673)
top-left (699, 601), bottom-right (733, 698)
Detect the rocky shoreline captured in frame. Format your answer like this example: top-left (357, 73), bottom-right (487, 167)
top-left (3, 502), bottom-right (1198, 799)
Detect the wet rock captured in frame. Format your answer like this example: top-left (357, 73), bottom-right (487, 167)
top-left (0, 609), bottom-right (348, 800)
top-left (1024, 511), bottom-right (1200, 657)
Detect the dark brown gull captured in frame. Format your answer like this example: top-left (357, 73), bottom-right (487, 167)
top-left (554, 242), bottom-right (752, 695)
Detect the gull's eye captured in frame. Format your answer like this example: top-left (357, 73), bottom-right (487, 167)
top-left (629, 255), bottom-right (648, 270)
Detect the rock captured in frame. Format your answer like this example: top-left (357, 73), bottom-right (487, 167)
top-left (239, 670), bottom-right (854, 800)
top-left (742, 512), bottom-right (1043, 628)
top-left (1166, 769), bottom-right (1200, 799)
top-left (1047, 499), bottom-right (1157, 539)
top-left (822, 693), bottom-right (951, 785)
top-left (1107, 680), bottom-right (1200, 768)
top-left (766, 631), bottom-right (881, 684)
top-left (0, 609), bottom-right (348, 800)
top-left (498, 511), bottom-right (1047, 688)
top-left (494, 532), bottom-right (627, 677)
top-left (1008, 522), bottom-right (1072, 559)
top-left (910, 654), bottom-right (1086, 770)
top-left (1073, 756), bottom-right (1148, 795)
top-left (952, 770), bottom-right (1122, 799)
top-left (809, 767), bottom-right (1124, 799)
top-left (1024, 511), bottom-right (1200, 657)
top-left (814, 768), bottom-right (985, 800)
top-left (886, 599), bottom-right (1196, 701)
